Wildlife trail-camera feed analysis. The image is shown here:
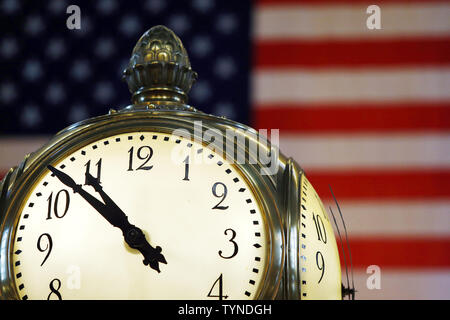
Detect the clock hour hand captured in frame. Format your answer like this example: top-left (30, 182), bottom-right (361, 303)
top-left (83, 172), bottom-right (167, 271)
top-left (47, 165), bottom-right (167, 273)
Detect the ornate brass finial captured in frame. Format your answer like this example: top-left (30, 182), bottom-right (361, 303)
top-left (122, 25), bottom-right (198, 106)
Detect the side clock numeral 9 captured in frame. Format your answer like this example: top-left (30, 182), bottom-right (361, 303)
top-left (84, 159), bottom-right (102, 184)
top-left (312, 212), bottom-right (327, 283)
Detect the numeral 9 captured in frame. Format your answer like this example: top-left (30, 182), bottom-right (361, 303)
top-left (316, 251), bottom-right (325, 283)
top-left (37, 233), bottom-right (53, 266)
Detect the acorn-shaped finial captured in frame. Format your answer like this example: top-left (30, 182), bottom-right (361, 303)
top-left (122, 25), bottom-right (198, 106)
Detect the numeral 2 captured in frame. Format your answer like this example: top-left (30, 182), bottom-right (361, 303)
top-left (212, 182), bottom-right (229, 210)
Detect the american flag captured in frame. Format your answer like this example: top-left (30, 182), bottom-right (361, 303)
top-left (1, 0), bottom-right (449, 299)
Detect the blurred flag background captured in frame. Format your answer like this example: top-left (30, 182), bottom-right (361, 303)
top-left (0, 0), bottom-right (449, 299)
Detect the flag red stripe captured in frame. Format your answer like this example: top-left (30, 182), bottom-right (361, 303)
top-left (2, 170), bottom-right (450, 200)
top-left (253, 103), bottom-right (450, 133)
top-left (1, 177), bottom-right (448, 269)
top-left (257, 0), bottom-right (449, 5)
top-left (340, 237), bottom-right (450, 269)
top-left (307, 169), bottom-right (450, 200)
top-left (255, 38), bottom-right (450, 68)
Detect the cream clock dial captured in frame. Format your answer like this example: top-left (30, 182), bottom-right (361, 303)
top-left (11, 131), bottom-right (269, 300)
top-left (299, 175), bottom-right (342, 300)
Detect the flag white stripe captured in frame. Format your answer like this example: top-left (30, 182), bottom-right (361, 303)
top-left (253, 68), bottom-right (450, 104)
top-left (1, 134), bottom-right (449, 170)
top-left (351, 270), bottom-right (450, 299)
top-left (253, 1), bottom-right (450, 301)
top-left (0, 136), bottom-right (50, 169)
top-left (255, 4), bottom-right (450, 40)
top-left (279, 133), bottom-right (450, 169)
top-left (325, 200), bottom-right (450, 237)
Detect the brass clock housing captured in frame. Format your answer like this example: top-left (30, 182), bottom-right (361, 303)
top-left (1, 108), bottom-right (286, 299)
top-left (0, 26), bottom-right (342, 300)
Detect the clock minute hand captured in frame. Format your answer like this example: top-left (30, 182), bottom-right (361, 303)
top-left (82, 172), bottom-right (133, 230)
top-left (47, 165), bottom-right (127, 228)
top-left (47, 165), bottom-right (167, 272)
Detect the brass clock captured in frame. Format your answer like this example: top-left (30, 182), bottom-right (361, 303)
top-left (0, 26), bottom-right (342, 300)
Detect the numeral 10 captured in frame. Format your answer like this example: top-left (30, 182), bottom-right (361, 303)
top-left (312, 213), bottom-right (327, 244)
top-left (46, 189), bottom-right (70, 220)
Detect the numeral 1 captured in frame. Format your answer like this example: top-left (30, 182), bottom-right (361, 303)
top-left (182, 155), bottom-right (190, 181)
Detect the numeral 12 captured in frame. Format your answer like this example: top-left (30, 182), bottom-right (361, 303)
top-left (207, 274), bottom-right (228, 300)
top-left (128, 146), bottom-right (154, 171)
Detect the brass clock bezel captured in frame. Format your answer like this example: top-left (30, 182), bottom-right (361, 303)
top-left (0, 108), bottom-right (285, 300)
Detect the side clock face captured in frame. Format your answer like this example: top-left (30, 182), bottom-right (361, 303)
top-left (299, 175), bottom-right (342, 300)
top-left (11, 132), bottom-right (269, 300)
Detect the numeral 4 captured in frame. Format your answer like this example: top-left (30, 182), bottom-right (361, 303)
top-left (207, 274), bottom-right (229, 300)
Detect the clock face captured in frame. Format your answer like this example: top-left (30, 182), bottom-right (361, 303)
top-left (299, 176), bottom-right (341, 299)
top-left (11, 131), bottom-right (269, 300)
